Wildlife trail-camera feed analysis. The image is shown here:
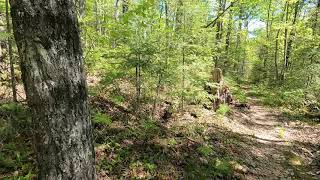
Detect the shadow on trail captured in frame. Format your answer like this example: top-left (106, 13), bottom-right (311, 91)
top-left (205, 125), bottom-right (319, 179)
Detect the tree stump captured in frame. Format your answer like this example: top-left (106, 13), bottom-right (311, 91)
top-left (206, 68), bottom-right (234, 111)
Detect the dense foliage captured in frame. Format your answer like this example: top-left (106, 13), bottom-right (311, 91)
top-left (80, 0), bottom-right (320, 113)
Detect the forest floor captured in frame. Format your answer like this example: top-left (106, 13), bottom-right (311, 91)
top-left (228, 96), bottom-right (319, 179)
top-left (168, 92), bottom-right (320, 179)
top-left (92, 87), bottom-right (320, 179)
top-left (1, 83), bottom-right (319, 179)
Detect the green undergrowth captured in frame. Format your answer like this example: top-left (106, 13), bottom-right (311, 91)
top-left (92, 112), bottom-right (113, 126)
top-left (216, 104), bottom-right (231, 116)
top-left (92, 105), bottom-right (238, 179)
top-left (250, 86), bottom-right (319, 120)
top-left (0, 99), bottom-right (242, 179)
top-left (0, 103), bottom-right (35, 179)
top-left (225, 78), bottom-right (248, 103)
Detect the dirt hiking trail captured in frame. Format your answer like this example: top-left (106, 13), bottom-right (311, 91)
top-left (228, 95), bottom-right (320, 179)
top-left (168, 93), bottom-right (320, 179)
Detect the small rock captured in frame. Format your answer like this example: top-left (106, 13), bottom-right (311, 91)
top-left (230, 161), bottom-right (249, 174)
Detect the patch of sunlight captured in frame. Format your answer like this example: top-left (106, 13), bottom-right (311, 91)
top-left (250, 148), bottom-right (264, 158)
top-left (277, 127), bottom-right (286, 139)
top-left (284, 141), bottom-right (292, 146)
top-left (289, 156), bottom-right (303, 166)
top-left (229, 161), bottom-right (248, 174)
top-left (156, 137), bottom-right (178, 147)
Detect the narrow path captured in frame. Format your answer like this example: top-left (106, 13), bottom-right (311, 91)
top-left (226, 97), bottom-right (320, 179)
top-left (166, 90), bottom-right (320, 179)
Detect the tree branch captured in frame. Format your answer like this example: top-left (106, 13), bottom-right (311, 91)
top-left (204, 0), bottom-right (239, 28)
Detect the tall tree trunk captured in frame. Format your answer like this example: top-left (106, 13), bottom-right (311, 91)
top-left (225, 8), bottom-right (233, 52)
top-left (284, 1), bottom-right (301, 75)
top-left (181, 45), bottom-right (185, 110)
top-left (94, 0), bottom-right (102, 34)
top-left (135, 54), bottom-right (141, 110)
top-left (235, 7), bottom-right (243, 81)
top-left (153, 0), bottom-right (170, 115)
top-left (6, 0), bottom-right (17, 102)
top-left (273, 2), bottom-right (287, 82)
top-left (0, 44), bottom-right (2, 58)
top-left (281, 1), bottom-right (289, 82)
top-left (114, 0), bottom-right (120, 20)
top-left (313, 0), bottom-right (320, 35)
top-left (9, 0), bottom-right (95, 179)
top-left (214, 0), bottom-right (226, 69)
top-left (178, 0), bottom-right (186, 109)
top-left (122, 0), bottom-right (129, 13)
top-left (175, 0), bottom-right (184, 31)
top-left (241, 14), bottom-right (249, 77)
top-left (266, 0), bottom-right (272, 39)
top-left (224, 8), bottom-right (232, 74)
top-left (264, 0), bottom-right (272, 68)
top-left (274, 29), bottom-right (280, 81)
top-left (112, 0), bottom-right (120, 48)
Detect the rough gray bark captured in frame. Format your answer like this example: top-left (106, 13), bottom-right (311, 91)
top-left (76, 0), bottom-right (86, 18)
top-left (9, 0), bottom-right (95, 179)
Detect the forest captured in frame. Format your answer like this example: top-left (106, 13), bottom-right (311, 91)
top-left (0, 0), bottom-right (319, 179)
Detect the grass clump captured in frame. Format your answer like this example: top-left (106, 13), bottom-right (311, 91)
top-left (92, 112), bottom-right (112, 126)
top-left (197, 145), bottom-right (215, 157)
top-left (216, 104), bottom-right (230, 116)
top-left (0, 103), bottom-right (35, 179)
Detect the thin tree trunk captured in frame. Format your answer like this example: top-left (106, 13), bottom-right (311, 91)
top-left (274, 29), bottom-right (280, 81)
top-left (266, 0), bottom-right (272, 39)
top-left (273, 2), bottom-right (287, 82)
top-left (6, 0), bottom-right (17, 102)
top-left (264, 0), bottom-right (272, 68)
top-left (180, 0), bottom-right (186, 110)
top-left (214, 0), bottom-right (226, 68)
top-left (122, 0), bottom-right (129, 14)
top-left (114, 0), bottom-right (120, 20)
top-left (225, 8), bottom-right (233, 52)
top-left (136, 54), bottom-right (141, 110)
top-left (0, 44), bottom-right (2, 58)
top-left (112, 0), bottom-right (120, 48)
top-left (95, 0), bottom-right (98, 30)
top-left (235, 7), bottom-right (243, 81)
top-left (281, 2), bottom-right (289, 82)
top-left (152, 0), bottom-right (171, 116)
top-left (313, 0), bottom-right (320, 35)
top-left (224, 8), bottom-right (232, 74)
top-left (94, 0), bottom-right (101, 34)
top-left (10, 0), bottom-right (95, 179)
top-left (284, 1), bottom-right (301, 74)
top-left (153, 8), bottom-right (165, 116)
top-left (241, 15), bottom-right (249, 77)
top-left (181, 46), bottom-right (185, 110)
